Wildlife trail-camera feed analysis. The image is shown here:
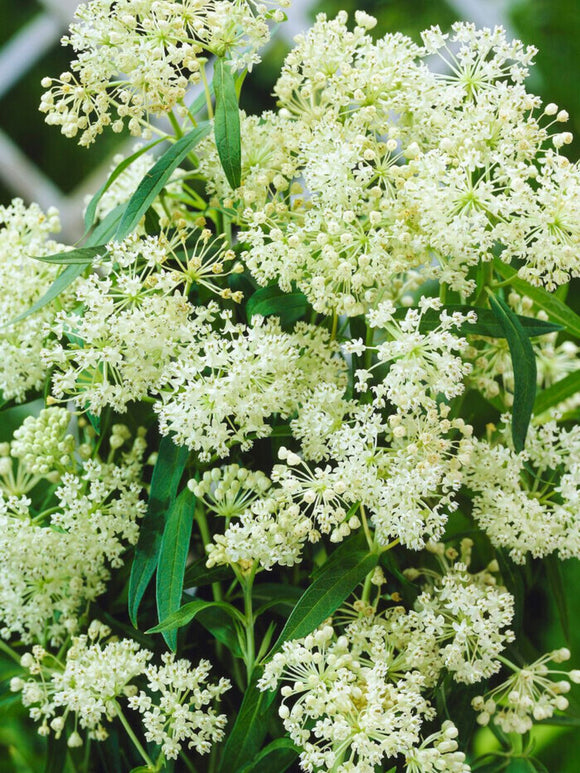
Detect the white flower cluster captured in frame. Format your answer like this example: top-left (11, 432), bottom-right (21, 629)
top-left (0, 200), bottom-right (71, 402)
top-left (466, 420), bottom-right (580, 563)
top-left (156, 316), bottom-right (346, 459)
top-left (40, 0), bottom-right (291, 145)
top-left (258, 550), bottom-right (514, 768)
top-left (12, 621), bottom-right (230, 758)
top-left (259, 622), bottom-right (436, 772)
top-left (0, 410), bottom-right (146, 644)
top-left (45, 230), bottom-right (241, 415)
top-left (197, 14), bottom-right (580, 310)
top-left (128, 653), bottom-right (231, 759)
top-left (472, 648), bottom-right (580, 733)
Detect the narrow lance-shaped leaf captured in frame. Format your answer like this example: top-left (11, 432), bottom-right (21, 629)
top-left (128, 436), bottom-right (189, 627)
top-left (84, 137), bottom-right (165, 230)
top-left (30, 245), bottom-right (108, 266)
top-left (394, 305), bottom-right (563, 338)
top-left (493, 258), bottom-right (580, 338)
top-left (217, 672), bottom-right (278, 773)
top-left (271, 550), bottom-right (379, 653)
top-left (238, 738), bottom-right (299, 773)
top-left (488, 293), bottom-right (537, 453)
top-left (7, 202), bottom-right (126, 327)
top-left (533, 370), bottom-right (580, 417)
top-left (214, 57), bottom-right (242, 190)
top-left (147, 598), bottom-right (245, 634)
top-left (116, 121), bottom-right (211, 241)
top-left (156, 486), bottom-right (196, 651)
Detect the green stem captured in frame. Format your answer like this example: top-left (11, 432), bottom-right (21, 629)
top-left (201, 64), bottom-right (214, 120)
top-left (241, 563), bottom-right (258, 684)
top-left (116, 705), bottom-right (155, 770)
top-left (195, 507), bottom-right (223, 603)
top-left (168, 111), bottom-right (184, 140)
top-left (330, 311), bottom-right (338, 341)
top-left (0, 639), bottom-right (21, 664)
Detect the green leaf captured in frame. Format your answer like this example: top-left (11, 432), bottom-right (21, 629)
top-left (5, 263), bottom-right (86, 328)
top-left (238, 738), bottom-right (299, 773)
top-left (537, 714), bottom-right (580, 727)
top-left (84, 138), bottom-right (165, 230)
top-left (533, 370), bottom-right (580, 416)
top-left (489, 293), bottom-right (537, 453)
top-left (44, 733), bottom-right (68, 773)
top-left (214, 57), bottom-right (242, 190)
top-left (155, 486), bottom-right (196, 650)
top-left (217, 672), bottom-right (278, 773)
top-left (147, 598), bottom-right (244, 634)
top-left (493, 259), bottom-right (580, 338)
top-left (5, 203), bottom-right (126, 328)
top-left (271, 550), bottom-right (378, 652)
top-left (195, 605), bottom-right (244, 657)
top-left (128, 436), bottom-right (189, 627)
top-left (545, 554), bottom-right (570, 641)
top-left (496, 548), bottom-right (526, 635)
top-left (30, 245), bottom-right (108, 265)
top-left (246, 285), bottom-right (309, 326)
top-left (393, 305), bottom-right (562, 338)
top-left (183, 557), bottom-right (232, 587)
top-left (116, 122), bottom-right (211, 241)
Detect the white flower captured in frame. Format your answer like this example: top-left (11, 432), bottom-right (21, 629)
top-left (0, 200), bottom-right (71, 402)
top-left (128, 653), bottom-right (230, 759)
top-left (472, 648), bottom-right (580, 733)
top-left (259, 622), bottom-right (434, 772)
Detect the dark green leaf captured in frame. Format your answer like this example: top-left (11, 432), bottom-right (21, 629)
top-left (195, 605), bottom-right (244, 657)
top-left (217, 672), bottom-right (278, 773)
top-left (489, 293), bottom-right (536, 453)
top-left (393, 305), bottom-right (562, 338)
top-left (183, 557), bottom-right (232, 588)
top-left (44, 733), bottom-right (68, 773)
top-left (116, 122), bottom-right (211, 240)
top-left (506, 760), bottom-right (536, 773)
top-left (310, 527), bottom-right (366, 581)
top-left (30, 245), bottom-right (108, 265)
top-left (534, 370), bottom-right (580, 417)
top-left (537, 714), bottom-right (580, 727)
top-left (5, 203), bottom-right (126, 328)
top-left (156, 486), bottom-right (196, 650)
top-left (271, 550), bottom-right (378, 653)
top-left (128, 436), bottom-right (189, 627)
top-left (214, 57), bottom-right (242, 190)
top-left (6, 263), bottom-right (85, 327)
top-left (496, 547), bottom-right (525, 635)
top-left (246, 285), bottom-right (309, 325)
top-left (544, 554), bottom-right (570, 641)
top-left (238, 738), bottom-right (299, 773)
top-left (147, 598), bottom-right (244, 634)
top-left (493, 259), bottom-right (580, 338)
top-left (84, 139), bottom-right (165, 230)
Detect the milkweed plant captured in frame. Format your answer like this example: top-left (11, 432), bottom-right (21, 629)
top-left (1, 1), bottom-right (580, 771)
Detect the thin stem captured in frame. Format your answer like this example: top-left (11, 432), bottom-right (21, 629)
top-left (201, 65), bottom-right (214, 120)
top-left (115, 705), bottom-right (155, 770)
top-left (195, 507), bottom-right (223, 603)
top-left (240, 562), bottom-right (258, 684)
top-left (168, 110), bottom-right (184, 140)
top-left (0, 639), bottom-right (21, 664)
top-left (330, 311), bottom-right (338, 341)
top-left (359, 504), bottom-right (374, 550)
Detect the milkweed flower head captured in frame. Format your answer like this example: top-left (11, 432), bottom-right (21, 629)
top-left (40, 0), bottom-right (291, 146)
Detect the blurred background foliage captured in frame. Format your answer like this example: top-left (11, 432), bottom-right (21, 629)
top-left (0, 0), bottom-right (579, 770)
